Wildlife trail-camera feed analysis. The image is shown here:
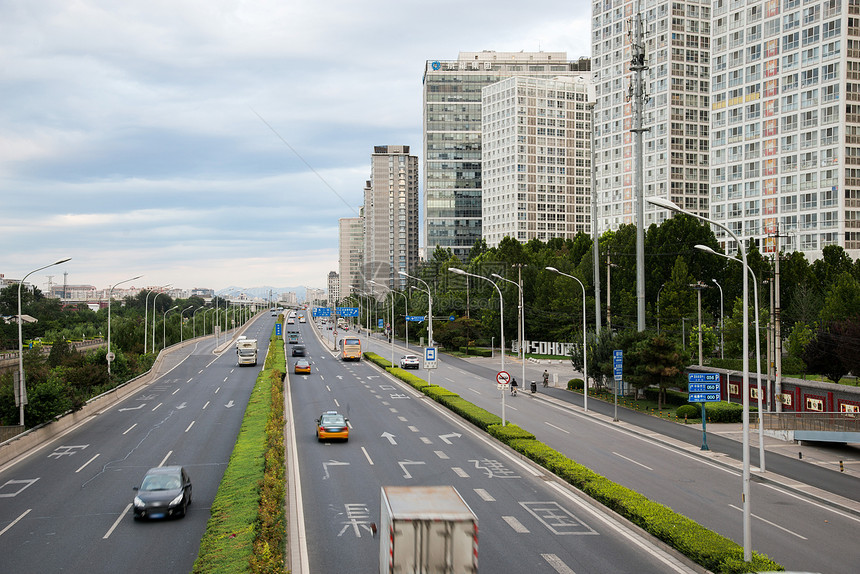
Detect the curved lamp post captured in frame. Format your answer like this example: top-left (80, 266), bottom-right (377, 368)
top-left (369, 280), bottom-right (396, 368)
top-left (108, 275), bottom-right (143, 376)
top-left (180, 306), bottom-right (194, 342)
top-left (17, 257), bottom-right (71, 426)
top-left (545, 267), bottom-right (588, 412)
top-left (401, 272), bottom-right (434, 388)
top-left (144, 284), bottom-right (171, 354)
top-left (449, 267), bottom-right (507, 427)
top-left (192, 306), bottom-right (206, 338)
top-left (649, 195), bottom-right (752, 562)
top-left (162, 305), bottom-right (179, 350)
top-left (696, 244), bottom-right (766, 473)
top-left (712, 278), bottom-right (724, 360)
top-left (491, 273), bottom-right (526, 400)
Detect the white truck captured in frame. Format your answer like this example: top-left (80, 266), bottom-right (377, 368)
top-left (378, 486), bottom-right (478, 574)
top-left (236, 338), bottom-right (258, 366)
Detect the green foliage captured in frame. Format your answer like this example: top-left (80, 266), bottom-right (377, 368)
top-left (459, 346), bottom-right (493, 357)
top-left (627, 334), bottom-right (687, 407)
top-left (567, 378), bottom-right (584, 390)
top-left (435, 396), bottom-right (502, 429)
top-left (676, 404), bottom-right (699, 418)
top-left (819, 272), bottom-right (860, 323)
top-left (704, 401), bottom-right (745, 423)
top-left (487, 423), bottom-right (535, 441)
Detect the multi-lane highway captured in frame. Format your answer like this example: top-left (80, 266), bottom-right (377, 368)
top-left (354, 330), bottom-right (860, 574)
top-left (0, 316), bottom-right (275, 573)
top-left (288, 317), bottom-right (701, 573)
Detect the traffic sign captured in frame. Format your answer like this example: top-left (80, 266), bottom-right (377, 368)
top-left (688, 373), bottom-right (719, 383)
top-left (449, 315), bottom-right (456, 321)
top-left (424, 347), bottom-right (437, 369)
top-left (496, 371), bottom-right (511, 385)
top-left (378, 318), bottom-right (384, 328)
top-left (312, 307), bottom-right (332, 317)
top-left (688, 392), bottom-right (720, 403)
top-left (689, 382), bottom-right (720, 393)
top-left (275, 323), bottom-right (282, 337)
top-left (613, 350), bottom-right (623, 381)
top-left (336, 307), bottom-right (360, 317)
top-left (405, 315), bottom-right (426, 322)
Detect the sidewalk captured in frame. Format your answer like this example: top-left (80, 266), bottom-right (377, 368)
top-left (459, 352), bottom-right (860, 515)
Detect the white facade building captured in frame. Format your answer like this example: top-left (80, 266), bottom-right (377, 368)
top-left (482, 75), bottom-right (595, 246)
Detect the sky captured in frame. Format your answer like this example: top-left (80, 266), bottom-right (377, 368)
top-left (1, 0), bottom-right (591, 295)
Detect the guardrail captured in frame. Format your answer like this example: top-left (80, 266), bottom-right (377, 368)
top-left (761, 412), bottom-right (860, 433)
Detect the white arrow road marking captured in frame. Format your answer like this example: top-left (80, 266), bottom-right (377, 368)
top-left (439, 433), bottom-right (462, 444)
top-left (398, 460), bottom-right (425, 479)
top-left (225, 400), bottom-right (234, 408)
top-left (381, 432), bottom-right (397, 445)
top-left (176, 402), bottom-right (187, 409)
top-left (323, 460), bottom-right (350, 480)
top-left (119, 404), bottom-right (145, 412)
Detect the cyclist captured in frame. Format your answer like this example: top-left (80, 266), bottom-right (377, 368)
top-left (510, 377), bottom-right (518, 396)
top-left (542, 370), bottom-right (549, 387)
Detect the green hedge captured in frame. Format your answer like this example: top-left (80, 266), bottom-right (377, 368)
top-left (487, 423), bottom-right (535, 442)
top-left (387, 367), bottom-right (433, 390)
top-left (643, 387), bottom-right (690, 406)
top-left (364, 351), bottom-right (391, 368)
top-left (705, 401), bottom-right (745, 423)
top-left (437, 396), bottom-right (502, 430)
top-left (459, 347), bottom-right (493, 357)
top-left (676, 404), bottom-right (699, 418)
top-left (567, 378), bottom-right (584, 391)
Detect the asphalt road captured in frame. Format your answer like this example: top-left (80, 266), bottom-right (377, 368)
top-left (0, 315), bottom-right (275, 574)
top-left (290, 317), bottom-right (702, 574)
top-left (355, 331), bottom-right (860, 574)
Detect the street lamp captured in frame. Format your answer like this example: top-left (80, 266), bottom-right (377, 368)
top-left (696, 245), bottom-right (766, 473)
top-left (144, 284), bottom-right (171, 354)
top-left (369, 280), bottom-right (396, 368)
top-left (492, 273), bottom-right (525, 400)
top-left (163, 305), bottom-right (179, 350)
top-left (16, 257), bottom-right (71, 427)
top-left (399, 271), bottom-right (434, 351)
top-left (545, 267), bottom-right (589, 413)
top-left (449, 267), bottom-right (508, 427)
top-left (180, 306), bottom-right (194, 342)
top-left (656, 282), bottom-right (667, 335)
top-left (152, 290), bottom-right (169, 353)
top-left (689, 282), bottom-right (708, 367)
top-left (650, 196), bottom-right (752, 562)
top-left (193, 306), bottom-right (207, 338)
top-left (108, 275), bottom-right (143, 376)
top-left (712, 279), bottom-right (724, 360)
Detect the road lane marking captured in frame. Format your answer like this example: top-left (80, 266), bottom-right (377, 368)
top-left (420, 437), bottom-right (432, 444)
top-left (468, 388), bottom-right (481, 395)
top-left (159, 451), bottom-right (172, 467)
top-left (542, 554), bottom-right (577, 574)
top-left (172, 388), bottom-right (181, 395)
top-left (202, 401), bottom-right (210, 409)
top-left (503, 515), bottom-right (530, 533)
top-left (389, 408), bottom-right (398, 413)
top-left (435, 450), bottom-right (449, 459)
top-left (474, 489), bottom-right (495, 502)
top-left (0, 509), bottom-right (30, 537)
top-left (326, 385), bottom-right (331, 392)
top-left (103, 504), bottom-right (131, 539)
top-left (215, 386), bottom-right (220, 393)
top-left (408, 425), bottom-right (419, 432)
top-left (361, 447), bottom-right (374, 465)
top-left (728, 504), bottom-right (807, 539)
top-left (452, 467), bottom-right (469, 478)
top-left (398, 416), bottom-right (408, 422)
top-left (613, 452), bottom-right (654, 471)
top-left (76, 454), bottom-right (100, 473)
top-left (545, 422), bottom-right (570, 434)
top-left (122, 424), bottom-right (137, 435)
top-left (152, 402), bottom-right (162, 411)
top-left (184, 421), bottom-right (195, 433)
top-left (334, 399), bottom-right (340, 407)
top-left (186, 378), bottom-right (193, 383)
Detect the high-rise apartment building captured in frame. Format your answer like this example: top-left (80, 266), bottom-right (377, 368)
top-left (591, 0), bottom-right (711, 231)
top-left (709, 0), bottom-right (860, 259)
top-left (482, 75), bottom-right (595, 246)
top-left (327, 271), bottom-right (339, 305)
top-left (338, 216), bottom-right (364, 298)
top-left (423, 51), bottom-right (591, 259)
top-left (363, 145), bottom-right (419, 290)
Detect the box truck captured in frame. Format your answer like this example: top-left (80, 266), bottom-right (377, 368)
top-left (379, 485), bottom-right (478, 574)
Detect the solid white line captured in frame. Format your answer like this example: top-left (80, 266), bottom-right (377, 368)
top-left (545, 421), bottom-right (571, 434)
top-left (103, 504), bottom-right (131, 539)
top-left (202, 401), bottom-right (210, 409)
top-left (503, 515), bottom-right (530, 533)
top-left (474, 488), bottom-right (495, 502)
top-left (122, 424), bottom-right (137, 435)
top-left (728, 504), bottom-right (808, 539)
top-left (542, 553), bottom-right (577, 574)
top-left (0, 509), bottom-right (30, 537)
top-left (361, 447), bottom-right (374, 465)
top-left (158, 451), bottom-right (172, 467)
top-left (185, 421), bottom-right (195, 433)
top-left (76, 454), bottom-right (100, 473)
top-left (613, 452), bottom-right (654, 471)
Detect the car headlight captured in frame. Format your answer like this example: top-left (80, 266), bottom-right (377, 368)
top-left (134, 496), bottom-right (145, 508)
top-left (169, 492), bottom-right (185, 506)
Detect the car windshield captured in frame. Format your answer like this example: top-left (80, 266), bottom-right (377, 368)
top-left (141, 474), bottom-right (181, 491)
top-left (320, 414), bottom-right (345, 426)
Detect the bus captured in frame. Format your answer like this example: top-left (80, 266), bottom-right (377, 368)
top-left (340, 337), bottom-right (361, 361)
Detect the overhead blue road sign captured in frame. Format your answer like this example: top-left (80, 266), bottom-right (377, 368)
top-left (688, 373), bottom-right (719, 383)
top-left (336, 307), bottom-right (360, 317)
top-left (689, 382), bottom-right (720, 393)
top-left (689, 392), bottom-right (720, 402)
top-left (312, 307), bottom-right (332, 317)
top-left (405, 315), bottom-right (426, 322)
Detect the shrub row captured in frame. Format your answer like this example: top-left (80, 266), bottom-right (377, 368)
top-left (373, 357), bottom-right (783, 573)
top-left (459, 347), bottom-right (493, 357)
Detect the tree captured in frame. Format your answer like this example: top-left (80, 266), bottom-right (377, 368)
top-left (819, 273), bottom-right (860, 323)
top-left (628, 334), bottom-right (687, 409)
top-left (802, 324), bottom-right (848, 384)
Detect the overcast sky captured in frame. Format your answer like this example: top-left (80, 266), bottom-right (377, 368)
top-left (1, 0), bottom-right (591, 294)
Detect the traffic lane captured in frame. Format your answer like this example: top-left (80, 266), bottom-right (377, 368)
top-left (292, 356), bottom-right (697, 574)
top-left (417, 359), bottom-right (860, 573)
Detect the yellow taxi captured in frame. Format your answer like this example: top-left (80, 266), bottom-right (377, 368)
top-left (294, 359), bottom-right (311, 374)
top-left (316, 410), bottom-right (349, 441)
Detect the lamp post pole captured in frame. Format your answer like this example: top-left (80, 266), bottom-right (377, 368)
top-left (193, 306), bottom-right (206, 338)
top-left (651, 197), bottom-right (752, 562)
top-left (108, 274), bottom-right (143, 376)
top-left (400, 271), bottom-right (434, 355)
top-left (144, 284), bottom-right (171, 355)
top-left (656, 282), bottom-right (666, 335)
top-left (713, 278), bottom-right (724, 360)
top-left (180, 306), bottom-right (194, 342)
top-left (163, 306), bottom-right (179, 350)
top-left (492, 273), bottom-right (525, 398)
top-left (369, 281), bottom-right (396, 367)
top-left (546, 267), bottom-right (589, 412)
top-left (17, 258), bottom-right (71, 427)
top-left (449, 268), bottom-right (507, 426)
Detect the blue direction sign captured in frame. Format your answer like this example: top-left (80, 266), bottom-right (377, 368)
top-left (689, 382), bottom-right (720, 393)
top-left (688, 373), bottom-right (719, 383)
top-left (378, 318), bottom-right (384, 328)
top-left (275, 323), bottom-right (282, 337)
top-left (689, 392), bottom-right (720, 402)
top-left (336, 307), bottom-right (360, 317)
top-left (613, 350), bottom-right (623, 381)
top-left (405, 315), bottom-right (426, 322)
top-left (312, 307), bottom-right (332, 317)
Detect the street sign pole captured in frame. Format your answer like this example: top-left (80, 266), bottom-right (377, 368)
top-left (688, 373), bottom-right (721, 451)
top-left (613, 350), bottom-right (623, 421)
top-left (701, 402), bottom-right (709, 451)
